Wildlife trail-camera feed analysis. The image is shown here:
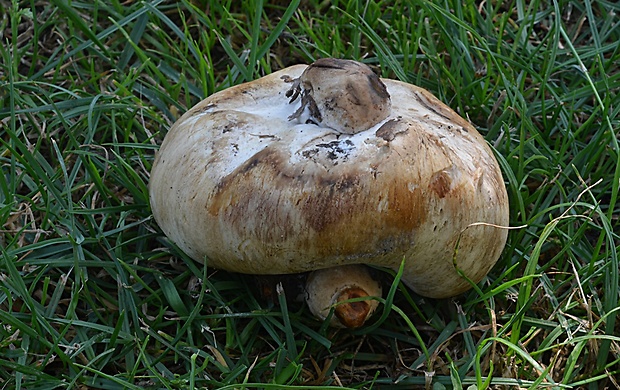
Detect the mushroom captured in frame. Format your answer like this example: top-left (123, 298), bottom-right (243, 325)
top-left (149, 58), bottom-right (509, 328)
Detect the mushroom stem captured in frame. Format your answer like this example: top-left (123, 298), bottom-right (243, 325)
top-left (305, 265), bottom-right (382, 328)
top-left (334, 286), bottom-right (373, 329)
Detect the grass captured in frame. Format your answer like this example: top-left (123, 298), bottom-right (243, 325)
top-left (0, 0), bottom-right (619, 388)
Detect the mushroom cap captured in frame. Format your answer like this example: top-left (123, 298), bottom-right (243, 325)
top-left (149, 62), bottom-right (509, 299)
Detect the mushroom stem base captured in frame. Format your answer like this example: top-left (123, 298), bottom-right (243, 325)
top-left (305, 265), bottom-right (382, 328)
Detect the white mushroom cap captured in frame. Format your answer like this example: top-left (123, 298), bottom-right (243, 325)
top-left (149, 59), bottom-right (509, 300)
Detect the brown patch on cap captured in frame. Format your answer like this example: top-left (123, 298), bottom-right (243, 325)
top-left (207, 146), bottom-right (428, 261)
top-left (207, 148), bottom-right (296, 243)
top-left (430, 170), bottom-right (452, 198)
top-left (300, 174), bottom-right (362, 232)
top-left (385, 180), bottom-right (426, 230)
top-left (375, 118), bottom-right (408, 141)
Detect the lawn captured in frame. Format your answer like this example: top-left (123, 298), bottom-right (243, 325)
top-left (1, 0), bottom-right (619, 389)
